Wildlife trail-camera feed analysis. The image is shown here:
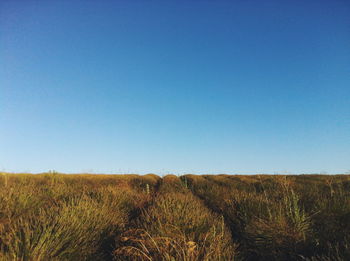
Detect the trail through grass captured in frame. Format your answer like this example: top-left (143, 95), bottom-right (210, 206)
top-left (1, 173), bottom-right (349, 260)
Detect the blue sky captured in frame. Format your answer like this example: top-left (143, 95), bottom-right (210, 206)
top-left (1, 0), bottom-right (349, 174)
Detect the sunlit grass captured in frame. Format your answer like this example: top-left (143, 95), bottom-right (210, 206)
top-left (0, 173), bottom-right (349, 260)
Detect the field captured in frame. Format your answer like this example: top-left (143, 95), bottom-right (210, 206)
top-left (0, 173), bottom-right (349, 261)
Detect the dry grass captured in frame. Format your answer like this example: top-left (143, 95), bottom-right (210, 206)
top-left (0, 173), bottom-right (349, 260)
top-left (115, 175), bottom-right (237, 261)
top-left (184, 174), bottom-right (350, 260)
top-left (0, 173), bottom-right (155, 260)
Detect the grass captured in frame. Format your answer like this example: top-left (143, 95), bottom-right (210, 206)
top-left (0, 173), bottom-right (155, 260)
top-left (184, 174), bottom-right (350, 260)
top-left (0, 173), bottom-right (349, 260)
top-left (115, 175), bottom-right (237, 260)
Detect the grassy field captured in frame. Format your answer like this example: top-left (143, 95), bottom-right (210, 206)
top-left (0, 173), bottom-right (349, 260)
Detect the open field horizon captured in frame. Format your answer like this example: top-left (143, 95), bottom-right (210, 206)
top-left (1, 173), bottom-right (350, 260)
top-left (2, 0), bottom-right (349, 259)
top-left (2, 171), bottom-right (350, 176)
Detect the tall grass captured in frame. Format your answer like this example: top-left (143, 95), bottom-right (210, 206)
top-left (1, 173), bottom-right (349, 260)
top-left (115, 175), bottom-right (238, 260)
top-left (0, 173), bottom-right (156, 260)
top-left (184, 174), bottom-right (350, 260)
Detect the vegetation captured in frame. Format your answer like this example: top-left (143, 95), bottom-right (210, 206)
top-left (0, 172), bottom-right (349, 260)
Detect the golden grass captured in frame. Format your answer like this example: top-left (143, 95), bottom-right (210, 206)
top-left (115, 175), bottom-right (238, 260)
top-left (0, 173), bottom-right (349, 260)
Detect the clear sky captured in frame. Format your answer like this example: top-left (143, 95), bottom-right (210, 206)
top-left (1, 0), bottom-right (349, 174)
